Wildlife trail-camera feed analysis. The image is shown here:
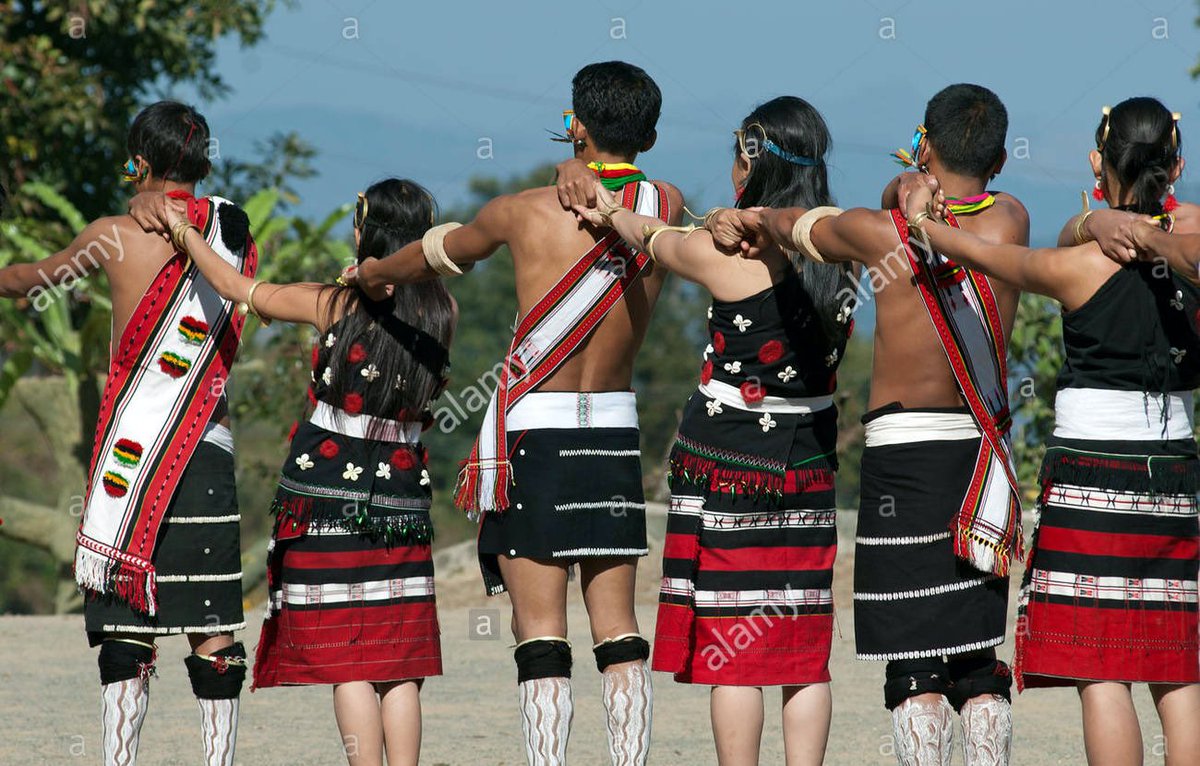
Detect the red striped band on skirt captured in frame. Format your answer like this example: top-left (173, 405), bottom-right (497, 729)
top-left (254, 522), bottom-right (441, 688)
top-left (1016, 442), bottom-right (1200, 689)
top-left (654, 402), bottom-right (838, 686)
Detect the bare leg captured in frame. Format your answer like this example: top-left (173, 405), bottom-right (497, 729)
top-left (333, 682), bottom-right (384, 766)
top-left (711, 686), bottom-right (764, 765)
top-left (1077, 681), bottom-right (1142, 766)
top-left (379, 680), bottom-right (423, 766)
top-left (893, 693), bottom-right (954, 766)
top-left (1150, 683), bottom-right (1200, 766)
top-left (500, 556), bottom-right (573, 766)
top-left (782, 683), bottom-right (832, 766)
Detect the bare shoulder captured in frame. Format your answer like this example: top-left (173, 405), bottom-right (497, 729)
top-left (1170, 202), bottom-right (1200, 234)
top-left (975, 192), bottom-right (1030, 245)
top-left (648, 179), bottom-right (685, 214)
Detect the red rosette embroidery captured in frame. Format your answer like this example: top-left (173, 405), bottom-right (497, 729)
top-left (390, 449), bottom-right (416, 470)
top-left (758, 339), bottom-right (784, 364)
top-left (712, 332), bottom-right (726, 355)
top-left (700, 359), bottom-right (714, 385)
top-left (740, 380), bottom-right (765, 404)
top-left (343, 392), bottom-right (363, 414)
top-left (348, 343), bottom-right (367, 364)
top-left (318, 439), bottom-right (339, 459)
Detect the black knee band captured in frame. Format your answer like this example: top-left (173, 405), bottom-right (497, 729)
top-left (98, 640), bottom-right (156, 685)
top-left (593, 635), bottom-right (650, 672)
top-left (184, 642), bottom-right (247, 699)
top-left (883, 658), bottom-right (952, 711)
top-left (946, 657), bottom-right (1012, 711)
top-left (514, 639), bottom-right (572, 683)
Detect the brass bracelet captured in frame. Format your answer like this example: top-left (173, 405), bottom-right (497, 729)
top-left (909, 211), bottom-right (933, 230)
top-left (640, 223), bottom-right (698, 261)
top-left (1074, 210), bottom-right (1094, 246)
top-left (594, 196), bottom-right (624, 227)
top-left (171, 220), bottom-right (198, 253)
top-left (701, 207), bottom-right (726, 231)
top-left (239, 281), bottom-right (272, 326)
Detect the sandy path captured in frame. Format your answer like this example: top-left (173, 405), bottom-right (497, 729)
top-left (0, 511), bottom-right (1167, 764)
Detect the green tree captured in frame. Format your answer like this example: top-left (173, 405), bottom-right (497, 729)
top-left (1, 0), bottom-right (286, 220)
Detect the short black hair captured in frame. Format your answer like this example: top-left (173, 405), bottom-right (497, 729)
top-left (924, 84), bottom-right (1008, 178)
top-left (572, 61), bottom-right (661, 156)
top-left (126, 101), bottom-right (211, 183)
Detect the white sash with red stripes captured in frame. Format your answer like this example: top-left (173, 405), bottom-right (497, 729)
top-left (455, 181), bottom-right (669, 514)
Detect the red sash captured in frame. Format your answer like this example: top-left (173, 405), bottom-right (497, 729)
top-left (890, 209), bottom-right (1023, 575)
top-left (454, 181), bottom-right (670, 514)
top-left (75, 196), bottom-right (257, 614)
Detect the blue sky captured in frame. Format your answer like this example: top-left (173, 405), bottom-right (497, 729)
top-left (188, 0), bottom-right (1200, 246)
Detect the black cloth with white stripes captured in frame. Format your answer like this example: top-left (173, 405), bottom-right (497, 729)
top-left (853, 419), bottom-right (1009, 661)
top-left (86, 442), bottom-right (244, 643)
top-left (477, 427), bottom-right (647, 596)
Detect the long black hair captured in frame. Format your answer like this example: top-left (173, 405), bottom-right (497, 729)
top-left (1096, 97), bottom-right (1181, 215)
top-left (322, 179), bottom-right (454, 423)
top-left (735, 96), bottom-right (854, 341)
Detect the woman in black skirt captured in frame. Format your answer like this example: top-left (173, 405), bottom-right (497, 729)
top-left (139, 179), bottom-right (455, 766)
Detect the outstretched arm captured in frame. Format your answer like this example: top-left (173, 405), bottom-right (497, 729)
top-left (356, 196), bottom-right (506, 298)
top-left (573, 182), bottom-right (733, 295)
top-left (0, 218), bottom-right (115, 298)
top-left (1131, 223), bottom-right (1200, 286)
top-left (147, 196), bottom-right (335, 328)
top-left (903, 183), bottom-right (1091, 306)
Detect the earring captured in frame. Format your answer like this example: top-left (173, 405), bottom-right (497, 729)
top-left (1093, 178), bottom-right (1105, 202)
top-left (1165, 183), bottom-right (1180, 213)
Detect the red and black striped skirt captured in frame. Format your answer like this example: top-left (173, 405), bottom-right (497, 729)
top-left (653, 397), bottom-right (838, 686)
top-left (1016, 437), bottom-right (1200, 689)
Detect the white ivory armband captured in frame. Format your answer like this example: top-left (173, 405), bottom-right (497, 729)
top-left (423, 222), bottom-right (465, 277)
top-left (789, 206), bottom-right (844, 263)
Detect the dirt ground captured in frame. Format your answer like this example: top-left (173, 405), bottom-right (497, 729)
top-left (0, 511), bottom-right (1167, 765)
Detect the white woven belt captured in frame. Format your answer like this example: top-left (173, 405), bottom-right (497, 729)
top-left (1054, 388), bottom-right (1194, 441)
top-left (506, 391), bottom-right (639, 431)
top-left (698, 379), bottom-right (833, 415)
top-left (864, 411), bottom-right (981, 448)
top-left (310, 401), bottom-right (420, 443)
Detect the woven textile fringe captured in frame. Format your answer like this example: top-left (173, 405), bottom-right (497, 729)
top-left (270, 492), bottom-right (432, 545)
top-left (75, 545), bottom-right (157, 616)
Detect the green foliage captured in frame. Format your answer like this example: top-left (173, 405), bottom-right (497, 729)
top-left (1, 0), bottom-right (286, 220)
top-left (1009, 293), bottom-right (1065, 499)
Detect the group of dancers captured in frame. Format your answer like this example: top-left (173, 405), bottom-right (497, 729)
top-left (1, 59), bottom-right (1197, 766)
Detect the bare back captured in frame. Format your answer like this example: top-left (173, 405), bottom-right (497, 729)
top-left (94, 214), bottom-right (231, 423)
top-left (502, 185), bottom-right (677, 393)
top-left (860, 196), bottom-right (1026, 409)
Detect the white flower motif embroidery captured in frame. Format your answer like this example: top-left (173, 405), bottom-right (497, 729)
top-left (704, 344), bottom-right (714, 357)
top-left (836, 304), bottom-right (853, 324)
top-left (723, 361), bottom-right (743, 374)
top-left (706, 305), bottom-right (713, 319)
top-left (1171, 347), bottom-right (1187, 364)
top-left (758, 413), bottom-right (777, 432)
top-left (324, 333), bottom-right (337, 348)
top-left (376, 462), bottom-right (392, 480)
top-left (395, 374), bottom-right (406, 390)
top-left (1171, 290), bottom-right (1184, 311)
top-left (295, 453), bottom-right (314, 471)
top-left (777, 366), bottom-right (798, 382)
top-left (361, 363), bottom-right (381, 383)
top-left (705, 399), bottom-right (723, 417)
top-left (420, 469), bottom-right (431, 486)
top-left (322, 367), bottom-right (333, 385)
top-left (825, 349), bottom-right (840, 367)
top-left (343, 462), bottom-right (364, 481)
top-left (732, 314), bottom-right (753, 332)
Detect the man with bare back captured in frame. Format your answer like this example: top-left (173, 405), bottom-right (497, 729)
top-left (354, 61), bottom-right (682, 766)
top-left (0, 101), bottom-right (254, 766)
top-left (712, 84), bottom-right (1027, 766)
